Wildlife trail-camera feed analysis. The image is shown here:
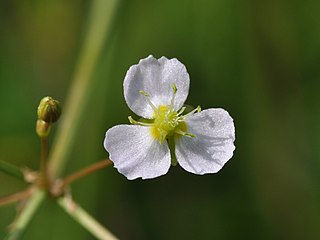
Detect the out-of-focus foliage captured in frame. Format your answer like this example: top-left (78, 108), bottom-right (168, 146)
top-left (1, 0), bottom-right (320, 239)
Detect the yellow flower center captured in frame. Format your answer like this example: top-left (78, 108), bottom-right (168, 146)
top-left (128, 85), bottom-right (199, 144)
top-left (151, 105), bottom-right (187, 143)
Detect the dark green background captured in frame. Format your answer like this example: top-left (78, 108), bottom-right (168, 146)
top-left (1, 0), bottom-right (320, 239)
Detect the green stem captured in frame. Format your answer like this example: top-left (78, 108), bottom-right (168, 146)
top-left (48, 0), bottom-right (119, 177)
top-left (58, 197), bottom-right (118, 240)
top-left (4, 190), bottom-right (45, 240)
top-left (0, 159), bottom-right (25, 181)
top-left (39, 137), bottom-right (50, 189)
top-left (3, 1), bottom-right (119, 239)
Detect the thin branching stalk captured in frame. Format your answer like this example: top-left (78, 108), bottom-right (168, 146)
top-left (4, 190), bottom-right (45, 240)
top-left (5, 0), bottom-right (120, 239)
top-left (51, 160), bottom-right (113, 197)
top-left (0, 188), bottom-right (34, 207)
top-left (61, 159), bottom-right (113, 188)
top-left (0, 160), bottom-right (24, 181)
top-left (58, 197), bottom-right (118, 240)
top-left (38, 137), bottom-right (50, 189)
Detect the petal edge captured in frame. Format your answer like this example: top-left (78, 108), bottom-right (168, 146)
top-left (104, 124), bottom-right (171, 180)
top-left (175, 108), bottom-right (235, 174)
top-left (123, 55), bottom-right (190, 118)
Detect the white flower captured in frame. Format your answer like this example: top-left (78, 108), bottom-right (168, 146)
top-left (104, 55), bottom-right (235, 180)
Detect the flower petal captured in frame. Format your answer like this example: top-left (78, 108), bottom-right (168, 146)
top-left (124, 55), bottom-right (190, 118)
top-left (104, 125), bottom-right (171, 180)
top-left (175, 108), bottom-right (235, 174)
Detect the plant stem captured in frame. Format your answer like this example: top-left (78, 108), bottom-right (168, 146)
top-left (4, 190), bottom-right (45, 240)
top-left (61, 159), bottom-right (113, 188)
top-left (58, 197), bottom-right (118, 240)
top-left (39, 137), bottom-right (50, 189)
top-left (4, 0), bottom-right (119, 239)
top-left (0, 188), bottom-right (33, 207)
top-left (48, 0), bottom-right (119, 178)
top-left (0, 160), bottom-right (24, 181)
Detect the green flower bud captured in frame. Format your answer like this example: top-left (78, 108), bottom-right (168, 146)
top-left (37, 96), bottom-right (61, 123)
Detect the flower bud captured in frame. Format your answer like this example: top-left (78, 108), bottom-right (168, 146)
top-left (37, 96), bottom-right (61, 123)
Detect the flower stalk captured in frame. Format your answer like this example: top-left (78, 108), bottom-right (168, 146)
top-left (3, 0), bottom-right (120, 239)
top-left (0, 159), bottom-right (24, 181)
top-left (61, 159), bottom-right (113, 188)
top-left (58, 197), bottom-right (118, 240)
top-left (52, 159), bottom-right (113, 197)
top-left (0, 188), bottom-right (33, 207)
top-left (4, 190), bottom-right (45, 240)
top-left (36, 96), bottom-right (61, 190)
top-left (38, 136), bottom-right (50, 190)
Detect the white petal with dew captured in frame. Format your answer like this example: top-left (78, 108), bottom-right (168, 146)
top-left (124, 55), bottom-right (190, 118)
top-left (104, 125), bottom-right (171, 180)
top-left (175, 109), bottom-right (235, 174)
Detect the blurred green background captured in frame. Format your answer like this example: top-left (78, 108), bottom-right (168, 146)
top-left (1, 0), bottom-right (320, 239)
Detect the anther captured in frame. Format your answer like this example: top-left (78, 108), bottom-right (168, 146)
top-left (185, 133), bottom-right (196, 138)
top-left (175, 129), bottom-right (196, 138)
top-left (183, 105), bottom-right (202, 119)
top-left (128, 116), bottom-right (152, 126)
top-left (177, 107), bottom-right (186, 116)
top-left (171, 84), bottom-right (177, 94)
top-left (128, 116), bottom-right (137, 124)
top-left (139, 90), bottom-right (150, 97)
top-left (170, 84), bottom-right (178, 108)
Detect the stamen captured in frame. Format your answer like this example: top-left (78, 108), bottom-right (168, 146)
top-left (171, 84), bottom-right (177, 94)
top-left (139, 90), bottom-right (157, 111)
top-left (128, 116), bottom-right (152, 126)
top-left (175, 129), bottom-right (196, 138)
top-left (139, 90), bottom-right (150, 97)
top-left (128, 116), bottom-right (137, 124)
top-left (177, 106), bottom-right (186, 116)
top-left (185, 132), bottom-right (196, 138)
top-left (177, 118), bottom-right (185, 123)
top-left (170, 84), bottom-right (177, 109)
top-left (183, 105), bottom-right (201, 118)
